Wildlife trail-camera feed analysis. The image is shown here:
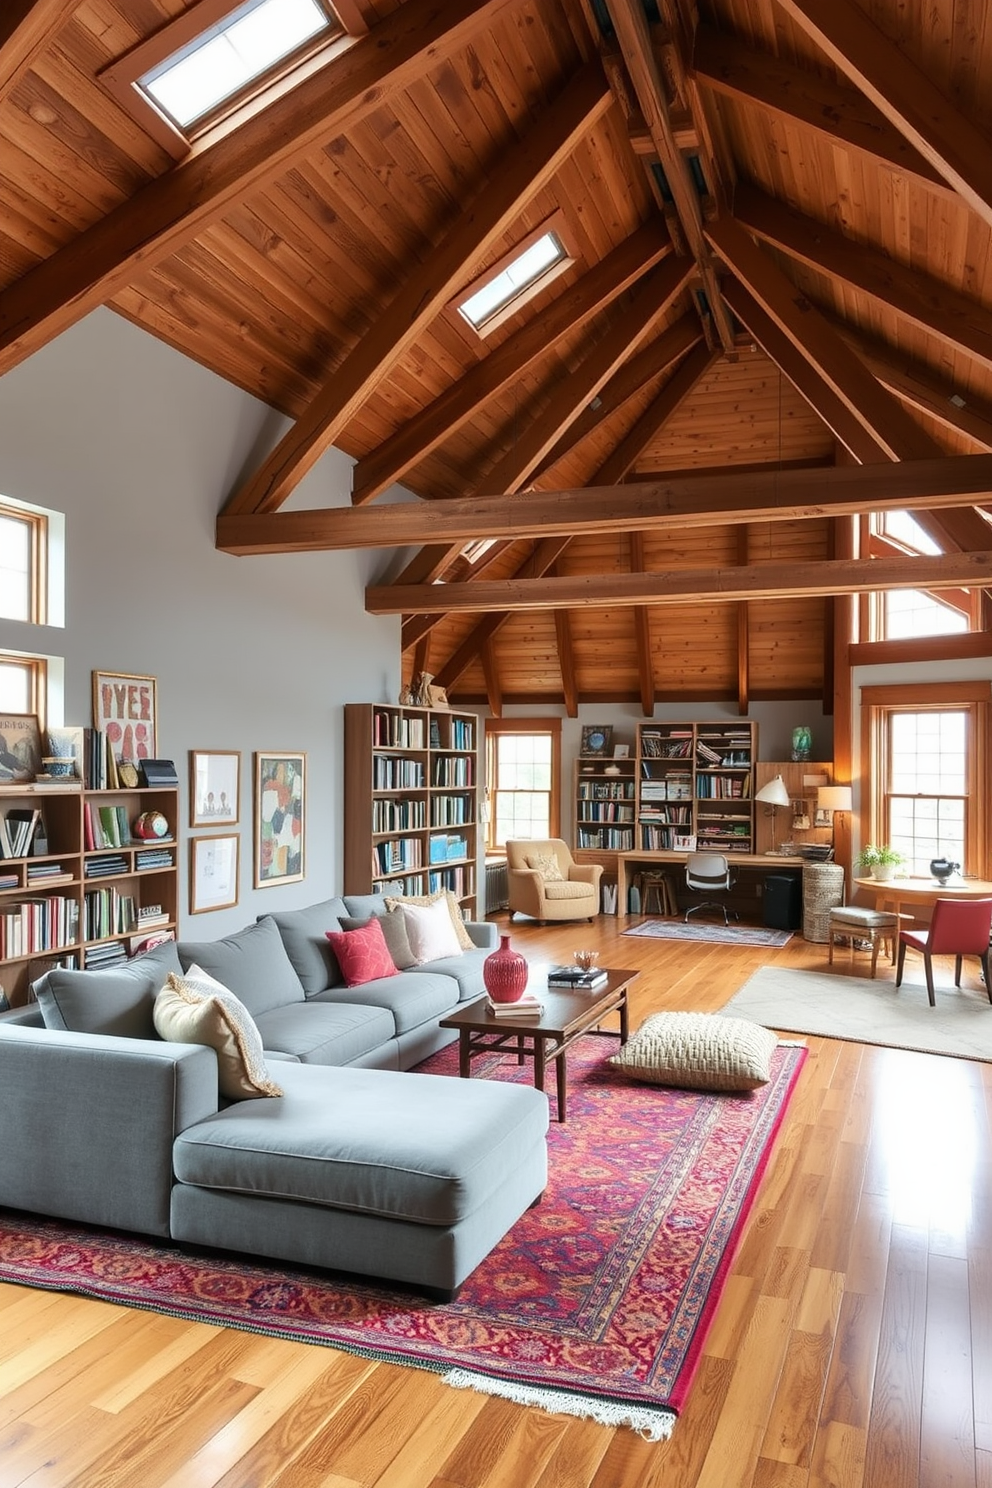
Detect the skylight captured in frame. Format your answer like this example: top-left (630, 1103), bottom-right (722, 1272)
top-left (459, 232), bottom-right (567, 330)
top-left (139, 0), bottom-right (334, 130)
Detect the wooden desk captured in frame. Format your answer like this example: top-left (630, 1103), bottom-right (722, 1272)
top-left (616, 849), bottom-right (805, 919)
top-left (853, 875), bottom-right (992, 925)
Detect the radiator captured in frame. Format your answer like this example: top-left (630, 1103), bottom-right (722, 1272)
top-left (485, 858), bottom-right (509, 913)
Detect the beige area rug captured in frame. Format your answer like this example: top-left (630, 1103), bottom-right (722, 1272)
top-left (721, 964), bottom-right (992, 1061)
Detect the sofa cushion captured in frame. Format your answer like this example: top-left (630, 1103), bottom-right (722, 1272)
top-left (383, 888), bottom-right (474, 951)
top-left (178, 917), bottom-right (305, 1018)
top-left (310, 970), bottom-right (457, 1034)
top-left (397, 898), bottom-right (463, 963)
top-left (254, 1001), bottom-right (395, 1065)
top-left (326, 918), bottom-right (398, 985)
top-left (263, 897), bottom-right (350, 995)
top-left (33, 938), bottom-right (183, 1038)
top-left (173, 1061), bottom-right (549, 1226)
top-left (412, 952), bottom-right (487, 1003)
top-left (339, 910), bottom-right (417, 970)
top-left (154, 969), bottom-right (284, 1100)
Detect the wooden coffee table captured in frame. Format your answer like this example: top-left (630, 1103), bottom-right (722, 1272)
top-left (439, 967), bottom-right (637, 1122)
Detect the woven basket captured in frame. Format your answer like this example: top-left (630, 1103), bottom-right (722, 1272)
top-left (802, 862), bottom-right (846, 942)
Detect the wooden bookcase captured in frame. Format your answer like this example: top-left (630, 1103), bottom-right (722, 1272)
top-left (636, 721), bottom-right (757, 854)
top-left (573, 757), bottom-right (636, 853)
top-left (0, 781), bottom-right (179, 1006)
top-left (344, 703), bottom-right (478, 917)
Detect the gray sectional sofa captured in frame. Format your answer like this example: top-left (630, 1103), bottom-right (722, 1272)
top-left (0, 895), bottom-right (549, 1298)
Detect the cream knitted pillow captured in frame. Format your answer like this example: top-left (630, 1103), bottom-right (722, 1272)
top-left (154, 967), bottom-right (283, 1099)
top-left (525, 851), bottom-right (564, 882)
top-left (609, 1011), bottom-right (778, 1092)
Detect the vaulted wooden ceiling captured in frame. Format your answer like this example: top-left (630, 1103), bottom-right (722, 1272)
top-left (3, 0), bottom-right (992, 712)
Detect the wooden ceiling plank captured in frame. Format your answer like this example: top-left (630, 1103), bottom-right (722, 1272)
top-left (0, 0), bottom-right (517, 375)
top-left (398, 539), bottom-right (521, 647)
top-left (629, 531), bottom-right (655, 717)
top-left (606, 0), bottom-right (736, 354)
top-left (554, 608), bottom-right (579, 717)
top-left (773, 0), bottom-right (992, 228)
top-left (368, 550), bottom-right (992, 615)
top-left (0, 0), bottom-right (78, 105)
top-left (223, 63), bottom-right (613, 518)
top-left (217, 452), bottom-right (992, 554)
top-left (734, 185), bottom-right (992, 374)
top-left (593, 341), bottom-right (720, 485)
top-left (692, 24), bottom-right (948, 195)
top-left (706, 212), bottom-right (941, 463)
top-left (351, 219), bottom-right (672, 505)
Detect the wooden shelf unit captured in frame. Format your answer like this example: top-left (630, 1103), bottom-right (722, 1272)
top-left (344, 704), bottom-right (478, 917)
top-left (573, 757), bottom-right (636, 853)
top-left (1, 782), bottom-right (179, 1006)
top-left (753, 761), bottom-right (834, 855)
top-left (637, 721), bottom-right (757, 854)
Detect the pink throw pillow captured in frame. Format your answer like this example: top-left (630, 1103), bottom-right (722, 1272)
top-left (325, 918), bottom-right (399, 986)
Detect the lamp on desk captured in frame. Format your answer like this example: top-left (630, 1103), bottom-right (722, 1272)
top-left (817, 785), bottom-right (853, 848)
top-left (755, 775), bottom-right (791, 850)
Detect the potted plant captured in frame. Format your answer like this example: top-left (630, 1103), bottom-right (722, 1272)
top-left (855, 843), bottom-right (906, 881)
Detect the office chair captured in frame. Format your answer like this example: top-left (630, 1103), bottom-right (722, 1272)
top-left (684, 852), bottom-right (737, 924)
top-left (895, 897), bottom-right (992, 1006)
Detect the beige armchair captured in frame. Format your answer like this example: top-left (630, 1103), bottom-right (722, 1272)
top-left (505, 839), bottom-right (603, 924)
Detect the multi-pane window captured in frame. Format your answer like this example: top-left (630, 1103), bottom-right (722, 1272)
top-left (0, 657), bottom-right (38, 712)
top-left (484, 721), bottom-right (561, 851)
top-left (867, 510), bottom-right (976, 639)
top-left (885, 711), bottom-right (967, 872)
top-left (0, 505), bottom-right (42, 623)
top-left (884, 590), bottom-right (968, 639)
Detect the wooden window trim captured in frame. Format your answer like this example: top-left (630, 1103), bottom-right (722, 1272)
top-left (453, 212), bottom-right (577, 339)
top-left (0, 503), bottom-right (45, 625)
top-left (0, 654), bottom-right (48, 727)
top-left (484, 716), bottom-right (562, 851)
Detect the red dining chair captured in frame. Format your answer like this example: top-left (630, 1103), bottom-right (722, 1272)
top-left (895, 897), bottom-right (992, 1006)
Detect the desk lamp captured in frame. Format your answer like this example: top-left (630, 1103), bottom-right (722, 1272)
top-left (817, 785), bottom-right (853, 849)
top-left (755, 775), bottom-right (791, 850)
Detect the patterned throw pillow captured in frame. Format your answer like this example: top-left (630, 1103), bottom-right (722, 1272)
top-left (154, 968), bottom-right (283, 1100)
top-left (396, 898), bottom-right (463, 963)
top-left (384, 887), bottom-right (474, 950)
top-left (609, 1011), bottom-right (779, 1092)
top-left (338, 909), bottom-right (418, 969)
top-left (325, 917), bottom-right (399, 986)
top-left (525, 851), bottom-right (564, 883)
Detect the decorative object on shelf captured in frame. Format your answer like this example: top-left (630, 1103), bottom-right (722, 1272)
top-left (854, 843), bottom-right (905, 881)
top-left (411, 672), bottom-right (434, 707)
top-left (189, 833), bottom-right (240, 914)
top-left (613, 744), bottom-right (630, 759)
top-left (755, 774), bottom-right (791, 851)
top-left (116, 761), bottom-right (140, 788)
top-left (573, 949), bottom-right (599, 971)
top-left (397, 684), bottom-right (414, 705)
top-left (254, 752), bottom-right (305, 887)
top-left (791, 726), bottom-right (812, 761)
top-left (929, 857), bottom-right (961, 885)
top-left (482, 933), bottom-right (529, 1003)
top-left (140, 758), bottom-right (178, 787)
top-left (46, 726), bottom-right (84, 779)
top-left (0, 713), bottom-right (43, 782)
top-left (580, 725), bottom-right (613, 757)
top-left (40, 756), bottom-right (75, 779)
top-left (92, 671), bottom-right (157, 762)
top-left (604, 764), bottom-right (622, 777)
top-left (133, 810), bottom-right (170, 840)
top-left (190, 750), bottom-right (240, 827)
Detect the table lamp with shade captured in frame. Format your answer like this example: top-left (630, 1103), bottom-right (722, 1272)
top-left (755, 774), bottom-right (791, 850)
top-left (817, 784), bottom-right (853, 847)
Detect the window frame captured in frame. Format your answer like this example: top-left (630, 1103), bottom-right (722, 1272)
top-left (860, 681), bottom-right (991, 877)
top-left (484, 717), bottom-right (561, 854)
top-left (454, 213), bottom-right (576, 339)
top-left (0, 501), bottom-right (47, 625)
top-left (0, 653), bottom-right (48, 726)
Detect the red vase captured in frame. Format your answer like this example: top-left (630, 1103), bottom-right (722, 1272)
top-left (483, 934), bottom-right (529, 1003)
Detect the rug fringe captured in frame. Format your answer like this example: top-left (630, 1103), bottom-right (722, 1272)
top-left (442, 1368), bottom-right (676, 1441)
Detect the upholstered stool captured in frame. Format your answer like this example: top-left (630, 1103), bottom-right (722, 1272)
top-left (827, 905), bottom-right (899, 977)
top-left (641, 872), bottom-right (677, 916)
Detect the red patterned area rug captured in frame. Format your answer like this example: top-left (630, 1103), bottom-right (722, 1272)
top-left (0, 1037), bottom-right (805, 1441)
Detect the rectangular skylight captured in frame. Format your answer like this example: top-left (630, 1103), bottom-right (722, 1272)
top-left (459, 232), bottom-right (567, 330)
top-left (140, 0), bottom-right (333, 130)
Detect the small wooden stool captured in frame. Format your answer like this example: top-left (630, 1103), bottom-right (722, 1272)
top-left (641, 872), bottom-right (677, 916)
top-left (827, 905), bottom-right (900, 978)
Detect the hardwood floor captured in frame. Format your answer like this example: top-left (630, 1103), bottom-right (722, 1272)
top-left (2, 911), bottom-right (990, 1488)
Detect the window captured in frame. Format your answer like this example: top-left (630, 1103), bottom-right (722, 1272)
top-left (861, 683), bottom-right (990, 876)
top-left (0, 502), bottom-right (46, 624)
top-left (0, 655), bottom-right (47, 718)
top-left (455, 215), bottom-right (575, 337)
top-left (484, 719), bottom-right (561, 852)
top-left (865, 511), bottom-right (978, 640)
top-left (883, 590), bottom-right (968, 639)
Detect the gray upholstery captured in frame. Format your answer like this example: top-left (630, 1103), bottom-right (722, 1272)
top-left (254, 1001), bottom-right (394, 1064)
top-left (310, 971), bottom-right (456, 1034)
top-left (33, 938), bottom-right (183, 1038)
top-left (177, 916), bottom-right (305, 1017)
top-left (415, 953), bottom-right (487, 1003)
top-left (262, 897), bottom-right (349, 994)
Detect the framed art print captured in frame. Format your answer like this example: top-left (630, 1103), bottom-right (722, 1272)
top-left (0, 713), bottom-right (43, 782)
top-left (92, 670), bottom-right (157, 761)
top-left (190, 834), bottom-right (240, 914)
top-left (580, 724), bottom-right (612, 758)
top-left (190, 750), bottom-right (240, 827)
top-left (254, 752), bottom-right (305, 887)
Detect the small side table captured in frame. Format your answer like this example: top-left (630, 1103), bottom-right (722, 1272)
top-left (803, 861), bottom-right (845, 942)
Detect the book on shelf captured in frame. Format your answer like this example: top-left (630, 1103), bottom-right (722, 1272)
top-left (487, 993), bottom-right (544, 1016)
top-left (0, 808), bottom-right (43, 858)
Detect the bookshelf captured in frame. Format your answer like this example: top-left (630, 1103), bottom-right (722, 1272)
top-left (0, 781), bottom-right (179, 1006)
top-left (636, 721), bottom-right (757, 854)
top-left (573, 758), bottom-right (636, 853)
top-left (344, 703), bottom-right (478, 916)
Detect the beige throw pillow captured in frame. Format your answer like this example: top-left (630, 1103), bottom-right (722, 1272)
top-left (398, 898), bottom-right (463, 962)
top-left (154, 968), bottom-right (283, 1100)
top-left (609, 1011), bottom-right (779, 1092)
top-left (525, 851), bottom-right (564, 882)
top-left (384, 887), bottom-right (473, 950)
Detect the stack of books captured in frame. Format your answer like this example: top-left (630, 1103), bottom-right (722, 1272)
top-left (487, 992), bottom-right (544, 1017)
top-left (547, 964), bottom-right (608, 991)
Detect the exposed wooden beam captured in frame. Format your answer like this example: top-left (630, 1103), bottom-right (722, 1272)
top-left (0, 0), bottom-right (77, 104)
top-left (0, 0), bottom-right (515, 375)
top-left (605, 0), bottom-right (737, 354)
top-left (222, 64), bottom-right (612, 518)
top-left (554, 608), bottom-right (579, 718)
top-left (629, 532), bottom-right (655, 717)
top-left (733, 185), bottom-right (992, 374)
top-left (368, 551), bottom-right (992, 615)
top-left (839, 326), bottom-right (992, 451)
top-left (692, 24), bottom-right (948, 195)
top-left (773, 0), bottom-right (992, 228)
top-left (399, 540), bottom-right (518, 649)
top-left (480, 639), bottom-right (502, 717)
top-left (707, 212), bottom-right (939, 463)
top-left (217, 453), bottom-right (992, 554)
top-left (350, 220), bottom-right (672, 505)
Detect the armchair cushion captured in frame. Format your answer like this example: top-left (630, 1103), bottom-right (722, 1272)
top-left (525, 851), bottom-right (564, 882)
top-left (543, 881), bottom-right (598, 902)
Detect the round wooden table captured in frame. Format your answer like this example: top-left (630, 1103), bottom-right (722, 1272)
top-left (852, 875), bottom-right (992, 925)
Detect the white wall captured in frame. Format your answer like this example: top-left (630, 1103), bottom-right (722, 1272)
top-left (0, 309), bottom-right (403, 936)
